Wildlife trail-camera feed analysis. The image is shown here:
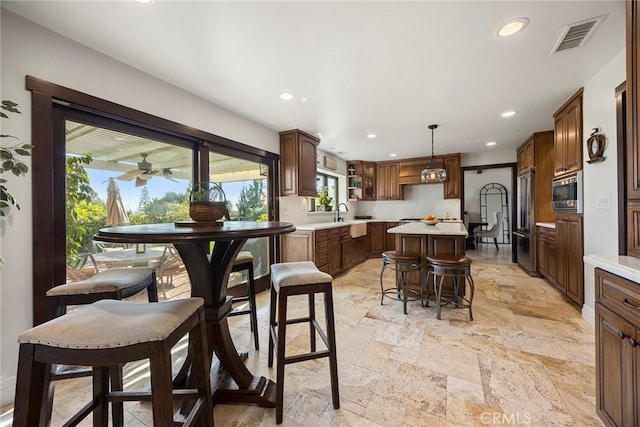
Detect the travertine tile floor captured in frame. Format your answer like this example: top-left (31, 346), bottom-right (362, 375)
top-left (1, 245), bottom-right (603, 426)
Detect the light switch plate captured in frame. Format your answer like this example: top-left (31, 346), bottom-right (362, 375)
top-left (597, 194), bottom-right (611, 210)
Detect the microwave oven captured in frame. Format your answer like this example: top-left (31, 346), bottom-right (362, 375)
top-left (552, 171), bottom-right (583, 213)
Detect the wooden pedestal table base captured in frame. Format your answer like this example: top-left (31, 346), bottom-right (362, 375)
top-left (94, 221), bottom-right (296, 408)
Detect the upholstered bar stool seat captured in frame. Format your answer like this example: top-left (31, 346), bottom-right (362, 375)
top-left (46, 267), bottom-right (158, 317)
top-left (268, 261), bottom-right (339, 424)
top-left (424, 255), bottom-right (475, 320)
top-left (13, 298), bottom-right (213, 427)
top-left (380, 251), bottom-right (422, 314)
top-left (229, 251), bottom-right (259, 349)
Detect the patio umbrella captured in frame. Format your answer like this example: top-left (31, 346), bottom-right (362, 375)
top-left (106, 178), bottom-right (130, 226)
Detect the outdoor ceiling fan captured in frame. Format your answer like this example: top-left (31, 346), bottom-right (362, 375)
top-left (116, 153), bottom-right (177, 187)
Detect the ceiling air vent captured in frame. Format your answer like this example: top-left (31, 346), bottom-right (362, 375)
top-left (550, 15), bottom-right (606, 54)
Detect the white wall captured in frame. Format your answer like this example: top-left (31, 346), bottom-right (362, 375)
top-left (0, 11), bottom-right (279, 405)
top-left (582, 48), bottom-right (626, 326)
top-left (463, 168), bottom-right (513, 238)
top-left (461, 149), bottom-right (516, 167)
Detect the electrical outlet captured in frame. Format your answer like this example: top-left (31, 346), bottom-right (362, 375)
top-left (597, 194), bottom-right (611, 210)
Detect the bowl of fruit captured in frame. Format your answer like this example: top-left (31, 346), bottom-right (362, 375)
top-left (421, 214), bottom-right (440, 225)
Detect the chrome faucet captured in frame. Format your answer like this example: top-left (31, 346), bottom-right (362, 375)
top-left (334, 202), bottom-right (349, 222)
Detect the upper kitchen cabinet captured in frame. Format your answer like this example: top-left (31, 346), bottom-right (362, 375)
top-left (516, 138), bottom-right (535, 175)
top-left (443, 154), bottom-right (461, 199)
top-left (377, 161), bottom-right (402, 200)
top-left (628, 1), bottom-right (640, 257)
top-left (553, 89), bottom-right (583, 176)
top-left (347, 161), bottom-right (364, 201)
top-left (279, 129), bottom-right (320, 197)
top-left (362, 163), bottom-right (377, 200)
top-left (398, 157), bottom-right (431, 185)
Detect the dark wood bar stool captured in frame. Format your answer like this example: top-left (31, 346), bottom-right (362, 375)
top-left (268, 261), bottom-right (339, 424)
top-left (424, 255), bottom-right (475, 320)
top-left (228, 251), bottom-right (259, 350)
top-left (44, 267), bottom-right (158, 426)
top-left (380, 251), bottom-right (422, 314)
top-left (12, 298), bottom-right (213, 427)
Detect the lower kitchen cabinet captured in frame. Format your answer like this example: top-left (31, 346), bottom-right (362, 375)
top-left (369, 222), bottom-right (386, 256)
top-left (536, 226), bottom-right (557, 284)
top-left (556, 215), bottom-right (584, 305)
top-left (281, 225), bottom-right (352, 276)
top-left (595, 268), bottom-right (640, 427)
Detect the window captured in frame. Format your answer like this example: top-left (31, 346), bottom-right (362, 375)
top-left (316, 173), bottom-right (338, 210)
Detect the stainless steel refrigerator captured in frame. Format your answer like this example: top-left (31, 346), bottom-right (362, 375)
top-left (513, 171), bottom-right (537, 275)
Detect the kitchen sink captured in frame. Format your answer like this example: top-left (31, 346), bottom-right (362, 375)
top-left (350, 221), bottom-right (367, 238)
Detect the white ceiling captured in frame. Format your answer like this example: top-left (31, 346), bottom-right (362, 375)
top-left (3, 1), bottom-right (626, 162)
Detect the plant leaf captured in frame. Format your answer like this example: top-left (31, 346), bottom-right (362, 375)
top-left (14, 149), bottom-right (31, 156)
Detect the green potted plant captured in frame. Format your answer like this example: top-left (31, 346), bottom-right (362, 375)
top-left (317, 186), bottom-right (333, 212)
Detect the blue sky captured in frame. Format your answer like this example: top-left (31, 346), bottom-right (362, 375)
top-left (88, 168), bottom-right (249, 212)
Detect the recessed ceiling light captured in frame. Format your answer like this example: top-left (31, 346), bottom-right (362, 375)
top-left (501, 110), bottom-right (517, 118)
top-left (486, 141), bottom-right (497, 146)
top-left (115, 137), bottom-right (126, 141)
top-left (367, 133), bottom-right (377, 139)
top-left (389, 153), bottom-right (398, 157)
top-left (279, 92), bottom-right (294, 101)
top-left (135, 0), bottom-right (155, 4)
top-left (301, 97), bottom-right (308, 102)
top-left (498, 18), bottom-right (529, 37)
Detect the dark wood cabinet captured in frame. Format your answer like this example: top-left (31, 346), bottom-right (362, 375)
top-left (595, 268), bottom-right (640, 427)
top-left (553, 90), bottom-right (583, 177)
top-left (386, 222), bottom-right (398, 251)
top-left (376, 162), bottom-right (402, 200)
top-left (627, 1), bottom-right (640, 258)
top-left (536, 226), bottom-right (557, 284)
top-left (347, 161), bottom-right (364, 201)
top-left (362, 163), bottom-right (376, 200)
top-left (369, 222), bottom-right (386, 256)
top-left (279, 129), bottom-right (319, 197)
top-left (517, 139), bottom-right (535, 175)
top-left (443, 154), bottom-right (461, 199)
top-left (556, 215), bottom-right (584, 305)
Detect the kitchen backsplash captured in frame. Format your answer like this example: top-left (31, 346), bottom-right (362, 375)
top-left (279, 184), bottom-right (460, 225)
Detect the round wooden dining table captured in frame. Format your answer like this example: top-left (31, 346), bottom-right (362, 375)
top-left (94, 221), bottom-right (296, 407)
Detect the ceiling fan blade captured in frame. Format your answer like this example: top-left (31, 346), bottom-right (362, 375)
top-left (116, 169), bottom-right (143, 181)
top-left (135, 177), bottom-right (147, 187)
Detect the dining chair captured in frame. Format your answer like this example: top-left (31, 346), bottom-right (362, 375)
top-left (475, 211), bottom-right (503, 250)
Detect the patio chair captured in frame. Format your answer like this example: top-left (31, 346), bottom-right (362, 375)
top-left (66, 253), bottom-right (99, 281)
top-left (150, 245), bottom-right (186, 298)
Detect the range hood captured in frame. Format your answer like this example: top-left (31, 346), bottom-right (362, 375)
top-left (399, 158), bottom-right (444, 185)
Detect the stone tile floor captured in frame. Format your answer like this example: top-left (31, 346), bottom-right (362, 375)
top-left (1, 245), bottom-right (603, 426)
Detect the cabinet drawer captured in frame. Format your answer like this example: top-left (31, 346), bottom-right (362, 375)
top-left (316, 241), bottom-right (329, 265)
top-left (340, 226), bottom-right (350, 237)
top-left (316, 230), bottom-right (329, 242)
top-left (328, 228), bottom-right (342, 240)
top-left (596, 268), bottom-right (640, 326)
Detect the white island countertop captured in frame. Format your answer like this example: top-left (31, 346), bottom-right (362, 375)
top-left (584, 254), bottom-right (640, 284)
top-left (387, 221), bottom-right (468, 236)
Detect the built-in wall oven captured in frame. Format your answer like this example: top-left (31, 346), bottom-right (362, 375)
top-left (552, 171), bottom-right (583, 213)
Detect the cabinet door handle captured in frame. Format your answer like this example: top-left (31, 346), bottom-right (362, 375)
top-left (618, 331), bottom-right (627, 340)
top-left (629, 338), bottom-right (638, 347)
top-left (623, 298), bottom-right (640, 310)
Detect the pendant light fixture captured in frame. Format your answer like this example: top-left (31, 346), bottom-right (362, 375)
top-left (421, 124), bottom-right (447, 183)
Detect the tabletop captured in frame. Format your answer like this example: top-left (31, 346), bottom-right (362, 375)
top-left (94, 221), bottom-right (297, 244)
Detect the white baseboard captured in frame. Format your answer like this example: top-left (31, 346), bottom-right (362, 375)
top-left (582, 304), bottom-right (595, 328)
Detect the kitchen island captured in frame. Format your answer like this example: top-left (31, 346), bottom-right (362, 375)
top-left (387, 221), bottom-right (469, 294)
